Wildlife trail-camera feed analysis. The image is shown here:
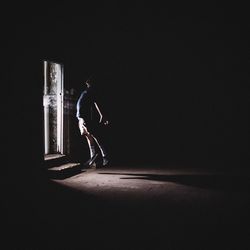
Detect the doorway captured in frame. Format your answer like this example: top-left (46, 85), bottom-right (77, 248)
top-left (43, 60), bottom-right (64, 159)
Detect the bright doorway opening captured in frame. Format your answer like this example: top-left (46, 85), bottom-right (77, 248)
top-left (43, 60), bottom-right (64, 160)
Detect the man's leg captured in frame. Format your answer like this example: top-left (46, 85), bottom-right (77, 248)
top-left (92, 136), bottom-right (106, 158)
top-left (79, 118), bottom-right (98, 166)
top-left (85, 134), bottom-right (96, 159)
top-left (92, 135), bottom-right (109, 166)
top-left (84, 133), bottom-right (99, 166)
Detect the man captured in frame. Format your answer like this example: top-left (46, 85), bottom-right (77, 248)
top-left (76, 76), bottom-right (110, 167)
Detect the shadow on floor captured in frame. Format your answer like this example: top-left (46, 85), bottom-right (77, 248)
top-left (99, 172), bottom-right (250, 192)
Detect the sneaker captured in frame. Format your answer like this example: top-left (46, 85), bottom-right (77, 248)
top-left (84, 153), bottom-right (99, 167)
top-left (102, 156), bottom-right (110, 167)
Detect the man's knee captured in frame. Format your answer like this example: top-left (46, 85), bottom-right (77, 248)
top-left (79, 125), bottom-right (89, 135)
top-left (80, 129), bottom-right (89, 136)
top-left (83, 131), bottom-right (93, 138)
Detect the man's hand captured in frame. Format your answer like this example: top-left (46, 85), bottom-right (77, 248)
top-left (103, 120), bottom-right (109, 126)
top-left (99, 115), bottom-right (109, 126)
top-left (78, 117), bottom-right (86, 126)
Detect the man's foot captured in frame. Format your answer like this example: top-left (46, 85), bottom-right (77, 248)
top-left (102, 156), bottom-right (110, 167)
top-left (84, 153), bottom-right (99, 167)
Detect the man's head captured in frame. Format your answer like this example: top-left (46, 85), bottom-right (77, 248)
top-left (85, 75), bottom-right (94, 88)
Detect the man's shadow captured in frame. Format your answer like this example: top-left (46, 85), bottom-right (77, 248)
top-left (99, 172), bottom-right (250, 192)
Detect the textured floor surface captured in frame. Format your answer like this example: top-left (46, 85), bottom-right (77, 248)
top-left (5, 166), bottom-right (250, 249)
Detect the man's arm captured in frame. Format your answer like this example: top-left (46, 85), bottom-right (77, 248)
top-left (94, 102), bottom-right (109, 125)
top-left (76, 92), bottom-right (87, 126)
top-left (76, 92), bottom-right (84, 119)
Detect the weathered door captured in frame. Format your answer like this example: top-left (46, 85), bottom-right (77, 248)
top-left (43, 61), bottom-right (64, 156)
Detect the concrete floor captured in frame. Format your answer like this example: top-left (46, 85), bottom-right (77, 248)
top-left (5, 166), bottom-right (250, 249)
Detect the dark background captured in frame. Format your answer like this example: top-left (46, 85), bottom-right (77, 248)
top-left (3, 2), bottom-right (250, 249)
top-left (4, 0), bottom-right (249, 223)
